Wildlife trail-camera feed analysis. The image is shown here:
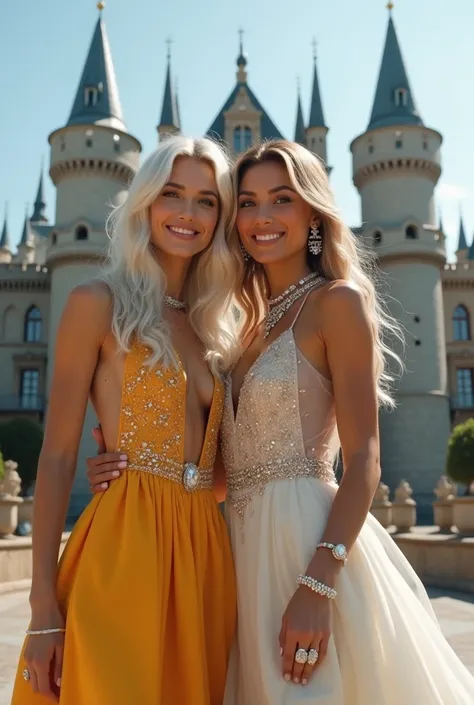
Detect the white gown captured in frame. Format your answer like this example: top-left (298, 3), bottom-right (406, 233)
top-left (221, 323), bottom-right (474, 705)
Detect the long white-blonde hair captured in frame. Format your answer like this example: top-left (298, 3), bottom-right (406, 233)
top-left (230, 139), bottom-right (403, 407)
top-left (102, 135), bottom-right (239, 373)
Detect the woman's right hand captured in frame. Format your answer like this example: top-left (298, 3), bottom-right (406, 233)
top-left (86, 425), bottom-right (127, 493)
top-left (24, 606), bottom-right (65, 702)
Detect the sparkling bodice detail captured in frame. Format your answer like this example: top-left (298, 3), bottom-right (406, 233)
top-left (117, 340), bottom-right (223, 479)
top-left (221, 329), bottom-right (339, 515)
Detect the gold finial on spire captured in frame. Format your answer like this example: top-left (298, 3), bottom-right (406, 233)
top-left (386, 1), bottom-right (394, 10)
top-left (97, 1), bottom-right (105, 12)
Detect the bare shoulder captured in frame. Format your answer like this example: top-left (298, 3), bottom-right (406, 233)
top-left (318, 280), bottom-right (367, 322)
top-left (303, 279), bottom-right (366, 321)
top-left (63, 279), bottom-right (112, 332)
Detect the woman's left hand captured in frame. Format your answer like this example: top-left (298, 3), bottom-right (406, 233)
top-left (279, 585), bottom-right (332, 685)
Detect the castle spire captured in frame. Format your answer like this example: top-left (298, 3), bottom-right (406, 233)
top-left (236, 28), bottom-right (248, 84)
top-left (158, 40), bottom-right (180, 133)
top-left (457, 211), bottom-right (468, 251)
top-left (308, 39), bottom-right (326, 128)
top-left (368, 8), bottom-right (422, 130)
top-left (31, 163), bottom-right (48, 223)
top-left (0, 205), bottom-right (11, 252)
top-left (67, 8), bottom-right (126, 131)
top-left (19, 208), bottom-right (34, 248)
top-left (294, 80), bottom-right (306, 145)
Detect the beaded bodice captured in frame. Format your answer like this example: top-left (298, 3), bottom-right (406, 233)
top-left (221, 328), bottom-right (339, 514)
top-left (117, 340), bottom-right (223, 475)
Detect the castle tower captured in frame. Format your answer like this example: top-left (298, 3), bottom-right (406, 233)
top-left (306, 40), bottom-right (328, 167)
top-left (0, 206), bottom-right (12, 264)
top-left (207, 30), bottom-right (283, 154)
top-left (157, 43), bottom-right (180, 141)
top-left (47, 4), bottom-right (141, 519)
top-left (350, 5), bottom-right (450, 514)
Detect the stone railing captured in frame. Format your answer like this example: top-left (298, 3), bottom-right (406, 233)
top-left (371, 476), bottom-right (474, 534)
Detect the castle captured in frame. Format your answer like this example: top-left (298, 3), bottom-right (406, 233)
top-left (0, 5), bottom-right (473, 521)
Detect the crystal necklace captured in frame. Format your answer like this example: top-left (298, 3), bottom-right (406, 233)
top-left (164, 294), bottom-right (186, 310)
top-left (264, 273), bottom-right (325, 338)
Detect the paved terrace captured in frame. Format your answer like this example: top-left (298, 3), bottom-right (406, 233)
top-left (0, 586), bottom-right (473, 704)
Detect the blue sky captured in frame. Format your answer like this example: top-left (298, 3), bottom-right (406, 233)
top-left (0, 0), bottom-right (472, 259)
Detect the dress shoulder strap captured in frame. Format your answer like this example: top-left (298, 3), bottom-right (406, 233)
top-left (290, 277), bottom-right (327, 330)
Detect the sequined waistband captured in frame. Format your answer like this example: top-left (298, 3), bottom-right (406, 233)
top-left (227, 456), bottom-right (335, 520)
top-left (127, 457), bottom-right (213, 492)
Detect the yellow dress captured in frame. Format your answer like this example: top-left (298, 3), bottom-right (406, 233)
top-left (12, 340), bottom-right (236, 705)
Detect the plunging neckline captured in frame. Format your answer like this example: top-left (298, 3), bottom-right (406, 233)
top-left (230, 328), bottom-right (292, 422)
top-left (173, 346), bottom-right (218, 468)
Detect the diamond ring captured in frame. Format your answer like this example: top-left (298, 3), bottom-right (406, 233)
top-left (307, 648), bottom-right (319, 666)
top-left (22, 668), bottom-right (30, 682)
top-left (294, 648), bottom-right (308, 664)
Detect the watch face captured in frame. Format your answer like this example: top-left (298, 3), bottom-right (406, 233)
top-left (334, 544), bottom-right (347, 559)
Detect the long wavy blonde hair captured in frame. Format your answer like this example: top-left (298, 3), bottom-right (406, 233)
top-left (230, 139), bottom-right (403, 407)
top-left (102, 135), bottom-right (239, 373)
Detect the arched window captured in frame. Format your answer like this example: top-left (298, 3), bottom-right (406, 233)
top-left (453, 305), bottom-right (470, 341)
top-left (75, 225), bottom-right (88, 241)
top-left (24, 306), bottom-right (42, 343)
top-left (405, 225), bottom-right (418, 239)
top-left (233, 126), bottom-right (252, 153)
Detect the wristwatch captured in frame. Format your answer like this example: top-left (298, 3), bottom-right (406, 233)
top-left (317, 542), bottom-right (348, 564)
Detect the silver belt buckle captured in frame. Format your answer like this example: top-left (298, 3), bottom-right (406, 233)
top-left (182, 462), bottom-right (200, 492)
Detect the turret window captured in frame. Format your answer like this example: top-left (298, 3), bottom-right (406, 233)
top-left (395, 140), bottom-right (403, 149)
top-left (75, 226), bottom-right (89, 241)
top-left (405, 225), bottom-right (418, 239)
top-left (233, 126), bottom-right (252, 153)
top-left (113, 134), bottom-right (121, 153)
top-left (453, 305), bottom-right (470, 341)
top-left (24, 306), bottom-right (42, 343)
top-left (394, 88), bottom-right (408, 107)
top-left (84, 87), bottom-right (99, 107)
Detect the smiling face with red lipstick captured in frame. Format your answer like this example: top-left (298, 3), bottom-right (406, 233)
top-left (150, 155), bottom-right (220, 260)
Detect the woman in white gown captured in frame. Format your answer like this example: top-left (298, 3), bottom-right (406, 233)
top-left (221, 139), bottom-right (474, 704)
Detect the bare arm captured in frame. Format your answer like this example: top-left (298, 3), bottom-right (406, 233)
top-left (280, 282), bottom-right (380, 683)
top-left (30, 283), bottom-right (110, 615)
top-left (306, 282), bottom-right (380, 584)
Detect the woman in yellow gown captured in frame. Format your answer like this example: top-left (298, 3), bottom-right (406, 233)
top-left (11, 136), bottom-right (237, 704)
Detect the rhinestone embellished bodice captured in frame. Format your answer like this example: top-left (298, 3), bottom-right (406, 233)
top-left (221, 328), bottom-right (339, 516)
top-left (116, 340), bottom-right (223, 484)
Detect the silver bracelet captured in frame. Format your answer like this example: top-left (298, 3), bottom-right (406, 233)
top-left (26, 627), bottom-right (66, 636)
top-left (297, 574), bottom-right (337, 600)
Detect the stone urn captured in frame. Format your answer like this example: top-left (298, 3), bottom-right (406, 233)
top-left (0, 461), bottom-right (23, 538)
top-left (452, 494), bottom-right (474, 534)
top-left (370, 482), bottom-right (392, 528)
top-left (433, 475), bottom-right (456, 531)
top-left (0, 460), bottom-right (22, 497)
top-left (392, 480), bottom-right (417, 531)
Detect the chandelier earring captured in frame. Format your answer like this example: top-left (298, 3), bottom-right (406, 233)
top-left (308, 222), bottom-right (322, 256)
top-left (240, 241), bottom-right (250, 262)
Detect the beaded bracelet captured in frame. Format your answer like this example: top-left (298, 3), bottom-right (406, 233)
top-left (26, 628), bottom-right (66, 636)
top-left (297, 574), bottom-right (337, 600)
